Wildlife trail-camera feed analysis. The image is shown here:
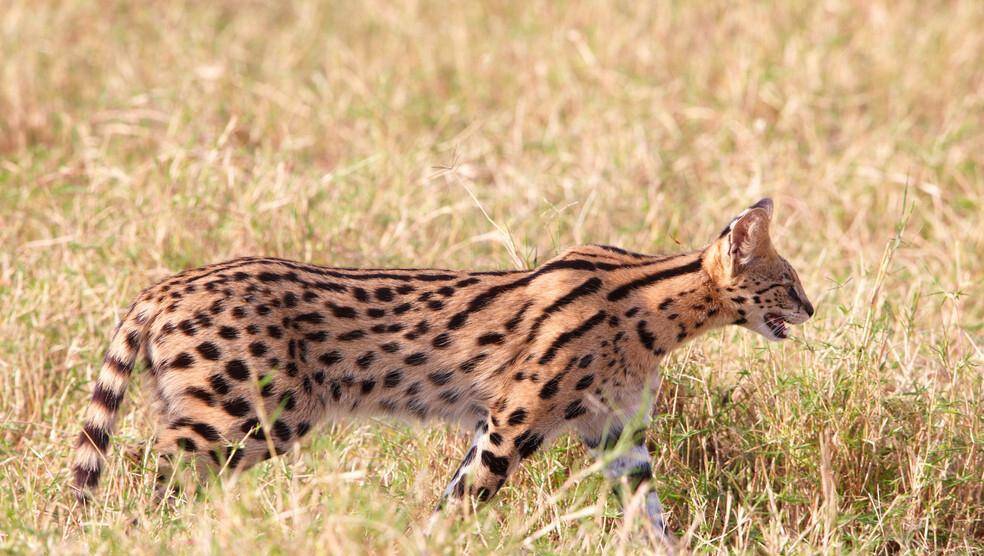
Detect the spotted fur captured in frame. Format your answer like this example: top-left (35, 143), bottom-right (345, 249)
top-left (71, 198), bottom-right (812, 539)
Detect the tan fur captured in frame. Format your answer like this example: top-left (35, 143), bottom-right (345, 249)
top-left (71, 199), bottom-right (813, 538)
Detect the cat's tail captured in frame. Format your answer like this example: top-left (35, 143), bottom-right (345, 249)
top-left (70, 298), bottom-right (155, 504)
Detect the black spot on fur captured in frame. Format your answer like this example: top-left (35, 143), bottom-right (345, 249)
top-left (636, 321), bottom-right (656, 351)
top-left (208, 373), bottom-right (231, 395)
top-left (327, 302), bottom-right (358, 319)
top-left (564, 400), bottom-right (587, 420)
top-left (260, 375), bottom-right (274, 397)
top-left (223, 446), bottom-right (245, 469)
top-left (406, 398), bottom-right (428, 419)
top-left (191, 422), bottom-right (221, 441)
top-left (375, 287), bottom-right (394, 302)
top-left (184, 387), bottom-right (214, 405)
top-left (477, 332), bottom-right (505, 346)
top-left (439, 389), bottom-right (460, 404)
top-left (338, 330), bottom-right (366, 341)
top-left (539, 374), bottom-right (564, 399)
top-left (305, 330), bottom-right (328, 342)
top-left (222, 398), bottom-right (251, 417)
top-left (225, 359), bottom-right (249, 381)
top-left (380, 341), bottom-right (401, 353)
top-left (507, 408), bottom-right (527, 426)
top-left (294, 312), bottom-right (325, 325)
top-left (432, 332), bottom-right (452, 348)
top-left (481, 450), bottom-right (510, 476)
top-left (176, 437), bottom-right (198, 452)
top-left (249, 341), bottom-right (268, 357)
top-left (273, 420), bottom-right (292, 442)
top-left (383, 370), bottom-right (403, 388)
top-left (404, 320), bottom-right (429, 340)
top-left (171, 352), bottom-right (194, 369)
top-left (196, 341), bottom-right (221, 360)
top-left (279, 391), bottom-right (296, 411)
top-left (514, 430), bottom-right (544, 459)
top-left (178, 319), bottom-right (197, 336)
top-left (356, 352), bottom-right (376, 369)
top-left (459, 354), bottom-right (487, 373)
top-left (575, 374), bottom-right (594, 390)
top-left (318, 350), bottom-right (343, 366)
top-left (428, 369), bottom-right (453, 386)
top-left (404, 352), bottom-right (428, 366)
top-left (240, 418), bottom-right (264, 440)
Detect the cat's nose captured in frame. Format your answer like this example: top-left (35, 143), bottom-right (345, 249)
top-left (804, 300), bottom-right (815, 317)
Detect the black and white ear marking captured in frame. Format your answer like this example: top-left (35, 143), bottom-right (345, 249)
top-left (749, 198), bottom-right (773, 217)
top-left (719, 198), bottom-right (774, 274)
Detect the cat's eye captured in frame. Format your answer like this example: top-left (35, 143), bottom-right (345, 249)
top-left (787, 286), bottom-right (801, 303)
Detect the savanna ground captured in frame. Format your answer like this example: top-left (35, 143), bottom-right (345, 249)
top-left (1, 0), bottom-right (982, 553)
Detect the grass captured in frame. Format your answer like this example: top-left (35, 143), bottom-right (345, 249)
top-left (1, 0), bottom-right (982, 553)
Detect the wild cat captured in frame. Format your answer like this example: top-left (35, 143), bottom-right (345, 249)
top-left (71, 198), bottom-right (813, 545)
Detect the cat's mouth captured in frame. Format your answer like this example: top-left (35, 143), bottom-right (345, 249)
top-left (764, 313), bottom-right (789, 339)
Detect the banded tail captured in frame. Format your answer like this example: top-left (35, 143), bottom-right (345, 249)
top-left (71, 301), bottom-right (153, 503)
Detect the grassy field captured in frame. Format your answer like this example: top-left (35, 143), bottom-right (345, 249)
top-left (1, 0), bottom-right (982, 553)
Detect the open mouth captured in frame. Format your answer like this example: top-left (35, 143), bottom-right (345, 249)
top-left (764, 313), bottom-right (789, 339)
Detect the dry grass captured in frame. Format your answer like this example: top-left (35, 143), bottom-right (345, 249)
top-left (1, 0), bottom-right (982, 553)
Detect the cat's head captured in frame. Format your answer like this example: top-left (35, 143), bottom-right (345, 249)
top-left (706, 198), bottom-right (814, 341)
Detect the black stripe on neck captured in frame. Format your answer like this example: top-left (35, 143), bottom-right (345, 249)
top-left (606, 256), bottom-right (704, 302)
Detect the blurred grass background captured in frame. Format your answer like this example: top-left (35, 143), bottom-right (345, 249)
top-left (0, 0), bottom-right (981, 553)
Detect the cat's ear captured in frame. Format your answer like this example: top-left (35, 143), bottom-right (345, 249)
top-left (746, 197), bottom-right (773, 218)
top-left (708, 198), bottom-right (774, 278)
